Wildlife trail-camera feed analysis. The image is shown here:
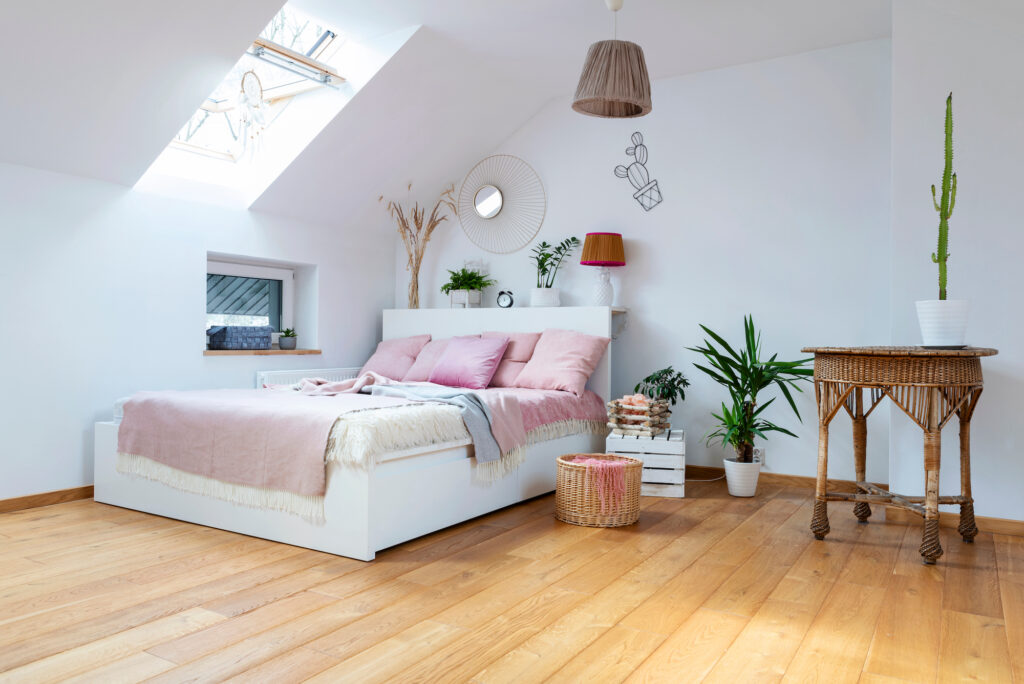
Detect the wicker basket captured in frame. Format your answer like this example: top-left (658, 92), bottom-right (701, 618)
top-left (555, 453), bottom-right (642, 527)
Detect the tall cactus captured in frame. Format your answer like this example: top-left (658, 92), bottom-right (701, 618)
top-left (930, 92), bottom-right (957, 300)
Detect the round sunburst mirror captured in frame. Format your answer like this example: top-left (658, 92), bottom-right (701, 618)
top-left (457, 155), bottom-right (546, 253)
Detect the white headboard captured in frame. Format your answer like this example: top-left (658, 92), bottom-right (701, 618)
top-left (382, 306), bottom-right (612, 400)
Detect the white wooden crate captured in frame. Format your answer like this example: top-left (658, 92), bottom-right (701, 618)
top-left (606, 429), bottom-right (686, 498)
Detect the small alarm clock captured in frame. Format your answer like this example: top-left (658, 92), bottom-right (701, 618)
top-left (496, 290), bottom-right (514, 308)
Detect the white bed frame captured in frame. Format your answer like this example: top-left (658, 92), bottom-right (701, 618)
top-left (94, 306), bottom-right (611, 561)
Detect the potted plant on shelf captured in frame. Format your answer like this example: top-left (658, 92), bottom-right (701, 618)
top-left (634, 366), bottom-right (690, 407)
top-left (916, 92), bottom-right (968, 347)
top-left (688, 316), bottom-right (812, 497)
top-left (440, 267), bottom-right (496, 308)
top-left (529, 237), bottom-right (580, 307)
top-left (278, 328), bottom-right (297, 350)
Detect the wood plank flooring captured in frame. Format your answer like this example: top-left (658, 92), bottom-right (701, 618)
top-left (0, 480), bottom-right (1018, 683)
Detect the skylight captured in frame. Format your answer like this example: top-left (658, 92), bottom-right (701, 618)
top-left (171, 8), bottom-right (342, 163)
top-left (136, 2), bottom-right (413, 207)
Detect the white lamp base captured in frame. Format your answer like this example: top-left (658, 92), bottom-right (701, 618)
top-left (591, 267), bottom-right (615, 306)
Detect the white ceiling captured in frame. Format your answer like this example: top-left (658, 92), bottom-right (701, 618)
top-left (0, 0), bottom-right (891, 217)
top-left (0, 0), bottom-right (285, 186)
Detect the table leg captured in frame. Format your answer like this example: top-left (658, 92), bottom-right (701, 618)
top-left (920, 428), bottom-right (943, 564)
top-left (852, 388), bottom-right (871, 523)
top-left (811, 422), bottom-right (830, 540)
top-left (958, 415), bottom-right (979, 543)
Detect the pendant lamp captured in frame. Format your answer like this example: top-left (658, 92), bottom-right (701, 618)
top-left (572, 0), bottom-right (652, 118)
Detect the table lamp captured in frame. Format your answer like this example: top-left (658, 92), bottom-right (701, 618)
top-left (580, 232), bottom-right (625, 306)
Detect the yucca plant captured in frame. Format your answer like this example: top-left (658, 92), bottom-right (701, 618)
top-left (931, 92), bottom-right (957, 300)
top-left (688, 316), bottom-right (812, 463)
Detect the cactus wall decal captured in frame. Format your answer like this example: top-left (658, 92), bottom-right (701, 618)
top-left (614, 132), bottom-right (662, 211)
top-left (930, 93), bottom-right (957, 301)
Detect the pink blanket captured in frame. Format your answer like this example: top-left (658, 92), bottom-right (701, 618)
top-left (117, 386), bottom-right (412, 497)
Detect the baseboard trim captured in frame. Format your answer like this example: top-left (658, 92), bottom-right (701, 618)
top-left (0, 486), bottom-right (94, 514)
top-left (686, 465), bottom-right (885, 494)
top-left (884, 506), bottom-right (1024, 537)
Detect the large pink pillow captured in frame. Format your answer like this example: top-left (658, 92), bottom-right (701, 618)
top-left (513, 328), bottom-right (610, 396)
top-left (483, 331), bottom-right (541, 387)
top-left (428, 336), bottom-right (509, 389)
top-left (360, 334), bottom-right (431, 380)
top-left (402, 335), bottom-right (480, 382)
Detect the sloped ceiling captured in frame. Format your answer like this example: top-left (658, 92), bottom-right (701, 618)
top-left (0, 0), bottom-right (891, 216)
top-left (0, 0), bottom-right (284, 186)
top-left (254, 0), bottom-right (892, 224)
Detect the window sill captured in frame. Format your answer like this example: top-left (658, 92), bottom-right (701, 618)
top-left (204, 349), bottom-right (322, 356)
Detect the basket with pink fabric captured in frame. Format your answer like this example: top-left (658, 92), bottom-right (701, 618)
top-left (555, 453), bottom-right (641, 527)
top-left (606, 393), bottom-right (671, 437)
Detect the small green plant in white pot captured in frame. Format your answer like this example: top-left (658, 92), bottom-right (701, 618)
top-left (279, 328), bottom-right (297, 350)
top-left (529, 237), bottom-right (580, 307)
top-left (440, 268), bottom-right (495, 308)
top-left (916, 92), bottom-right (968, 347)
top-left (689, 316), bottom-right (812, 497)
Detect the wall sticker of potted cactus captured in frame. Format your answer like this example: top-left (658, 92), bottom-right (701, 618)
top-left (614, 132), bottom-right (662, 211)
top-left (916, 92), bottom-right (969, 348)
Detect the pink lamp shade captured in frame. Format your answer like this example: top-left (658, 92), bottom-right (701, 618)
top-left (580, 232), bottom-right (625, 267)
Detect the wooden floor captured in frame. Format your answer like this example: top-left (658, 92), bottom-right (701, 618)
top-left (0, 480), bottom-right (1020, 683)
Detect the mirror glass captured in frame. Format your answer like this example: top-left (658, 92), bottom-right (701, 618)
top-left (473, 185), bottom-right (503, 218)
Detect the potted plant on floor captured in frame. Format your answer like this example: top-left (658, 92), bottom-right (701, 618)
top-left (529, 237), bottom-right (580, 306)
top-left (279, 328), bottom-right (297, 350)
top-left (688, 316), bottom-right (812, 497)
top-left (440, 267), bottom-right (496, 308)
top-left (916, 92), bottom-right (968, 347)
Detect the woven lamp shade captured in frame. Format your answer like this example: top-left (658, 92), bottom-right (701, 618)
top-left (572, 40), bottom-right (652, 118)
top-left (580, 232), bottom-right (625, 266)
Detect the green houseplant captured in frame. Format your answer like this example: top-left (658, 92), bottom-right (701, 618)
top-left (916, 92), bottom-right (968, 347)
top-left (634, 366), bottom-right (690, 406)
top-left (440, 268), bottom-right (495, 308)
top-left (688, 316), bottom-right (812, 496)
top-left (279, 327), bottom-right (297, 350)
top-left (529, 237), bottom-right (580, 307)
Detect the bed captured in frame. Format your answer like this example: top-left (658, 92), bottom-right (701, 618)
top-left (93, 306), bottom-right (612, 561)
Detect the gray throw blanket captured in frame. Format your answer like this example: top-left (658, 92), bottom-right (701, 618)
top-left (364, 384), bottom-right (501, 464)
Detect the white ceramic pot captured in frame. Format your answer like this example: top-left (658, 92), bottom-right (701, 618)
top-left (916, 299), bottom-right (968, 347)
top-left (530, 287), bottom-right (561, 307)
top-left (449, 290), bottom-right (482, 308)
top-left (724, 456), bottom-right (761, 497)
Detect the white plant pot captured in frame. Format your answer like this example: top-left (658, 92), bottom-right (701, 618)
top-left (449, 289), bottom-right (482, 309)
top-left (915, 299), bottom-right (968, 347)
top-left (724, 456), bottom-right (761, 497)
top-left (530, 287), bottom-right (561, 307)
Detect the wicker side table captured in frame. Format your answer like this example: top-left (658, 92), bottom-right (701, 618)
top-left (802, 346), bottom-right (998, 564)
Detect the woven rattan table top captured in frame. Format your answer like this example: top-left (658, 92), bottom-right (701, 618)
top-left (801, 346), bottom-right (997, 358)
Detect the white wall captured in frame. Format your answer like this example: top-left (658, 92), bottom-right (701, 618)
top-left (0, 162), bottom-right (394, 499)
top-left (406, 39), bottom-right (893, 481)
top-left (890, 0), bottom-right (1024, 520)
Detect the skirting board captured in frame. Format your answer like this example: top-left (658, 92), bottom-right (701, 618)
top-left (686, 465), bottom-right (1024, 537)
top-left (884, 507), bottom-right (1024, 537)
top-left (685, 465), bottom-right (885, 494)
top-left (0, 486), bottom-right (94, 514)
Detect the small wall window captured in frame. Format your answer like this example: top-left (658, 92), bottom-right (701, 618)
top-left (206, 260), bottom-right (294, 333)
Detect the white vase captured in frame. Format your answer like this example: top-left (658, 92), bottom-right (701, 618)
top-left (724, 456), bottom-right (761, 497)
top-left (530, 287), bottom-right (561, 307)
top-left (916, 299), bottom-right (968, 347)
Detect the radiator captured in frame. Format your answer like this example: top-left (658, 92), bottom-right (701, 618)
top-left (255, 367), bottom-right (361, 389)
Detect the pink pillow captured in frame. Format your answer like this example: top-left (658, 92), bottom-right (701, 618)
top-left (483, 331), bottom-right (541, 387)
top-left (402, 335), bottom-right (480, 382)
top-left (513, 328), bottom-right (610, 396)
top-left (428, 336), bottom-right (509, 389)
top-left (360, 334), bottom-right (431, 380)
